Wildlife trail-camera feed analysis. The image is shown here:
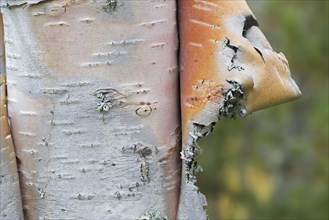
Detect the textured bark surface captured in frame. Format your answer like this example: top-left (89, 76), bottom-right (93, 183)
top-left (178, 0), bottom-right (301, 218)
top-left (0, 77), bottom-right (24, 220)
top-left (0, 14), bottom-right (24, 220)
top-left (0, 0), bottom-right (302, 219)
top-left (1, 0), bottom-right (180, 219)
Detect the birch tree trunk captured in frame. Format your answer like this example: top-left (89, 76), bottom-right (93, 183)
top-left (1, 13), bottom-right (24, 220)
top-left (1, 0), bottom-right (180, 219)
top-left (0, 0), bottom-right (301, 219)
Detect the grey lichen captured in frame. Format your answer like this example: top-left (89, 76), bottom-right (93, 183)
top-left (182, 81), bottom-right (245, 182)
top-left (138, 210), bottom-right (168, 220)
top-left (94, 88), bottom-right (127, 112)
top-left (219, 80), bottom-right (246, 118)
top-left (181, 145), bottom-right (202, 182)
top-left (181, 123), bottom-right (216, 182)
top-left (95, 92), bottom-right (112, 112)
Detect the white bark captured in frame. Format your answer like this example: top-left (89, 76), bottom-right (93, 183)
top-left (1, 0), bottom-right (180, 219)
top-left (0, 0), bottom-right (302, 219)
top-left (0, 13), bottom-right (24, 220)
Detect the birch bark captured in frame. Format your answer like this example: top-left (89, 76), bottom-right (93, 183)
top-left (0, 13), bottom-right (24, 220)
top-left (0, 0), bottom-right (302, 219)
top-left (177, 1), bottom-right (300, 218)
top-left (1, 0), bottom-right (180, 219)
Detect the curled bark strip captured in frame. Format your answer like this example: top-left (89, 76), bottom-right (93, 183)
top-left (178, 0), bottom-right (301, 218)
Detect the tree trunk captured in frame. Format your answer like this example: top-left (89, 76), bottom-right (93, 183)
top-left (0, 13), bottom-right (24, 220)
top-left (1, 0), bottom-right (180, 219)
top-left (0, 0), bottom-right (301, 219)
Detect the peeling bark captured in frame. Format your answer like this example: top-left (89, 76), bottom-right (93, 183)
top-left (178, 0), bottom-right (301, 218)
top-left (0, 0), bottom-right (302, 219)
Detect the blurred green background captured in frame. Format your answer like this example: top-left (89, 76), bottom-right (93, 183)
top-left (197, 1), bottom-right (329, 219)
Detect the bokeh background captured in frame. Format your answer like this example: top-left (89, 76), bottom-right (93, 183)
top-left (197, 1), bottom-right (328, 219)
